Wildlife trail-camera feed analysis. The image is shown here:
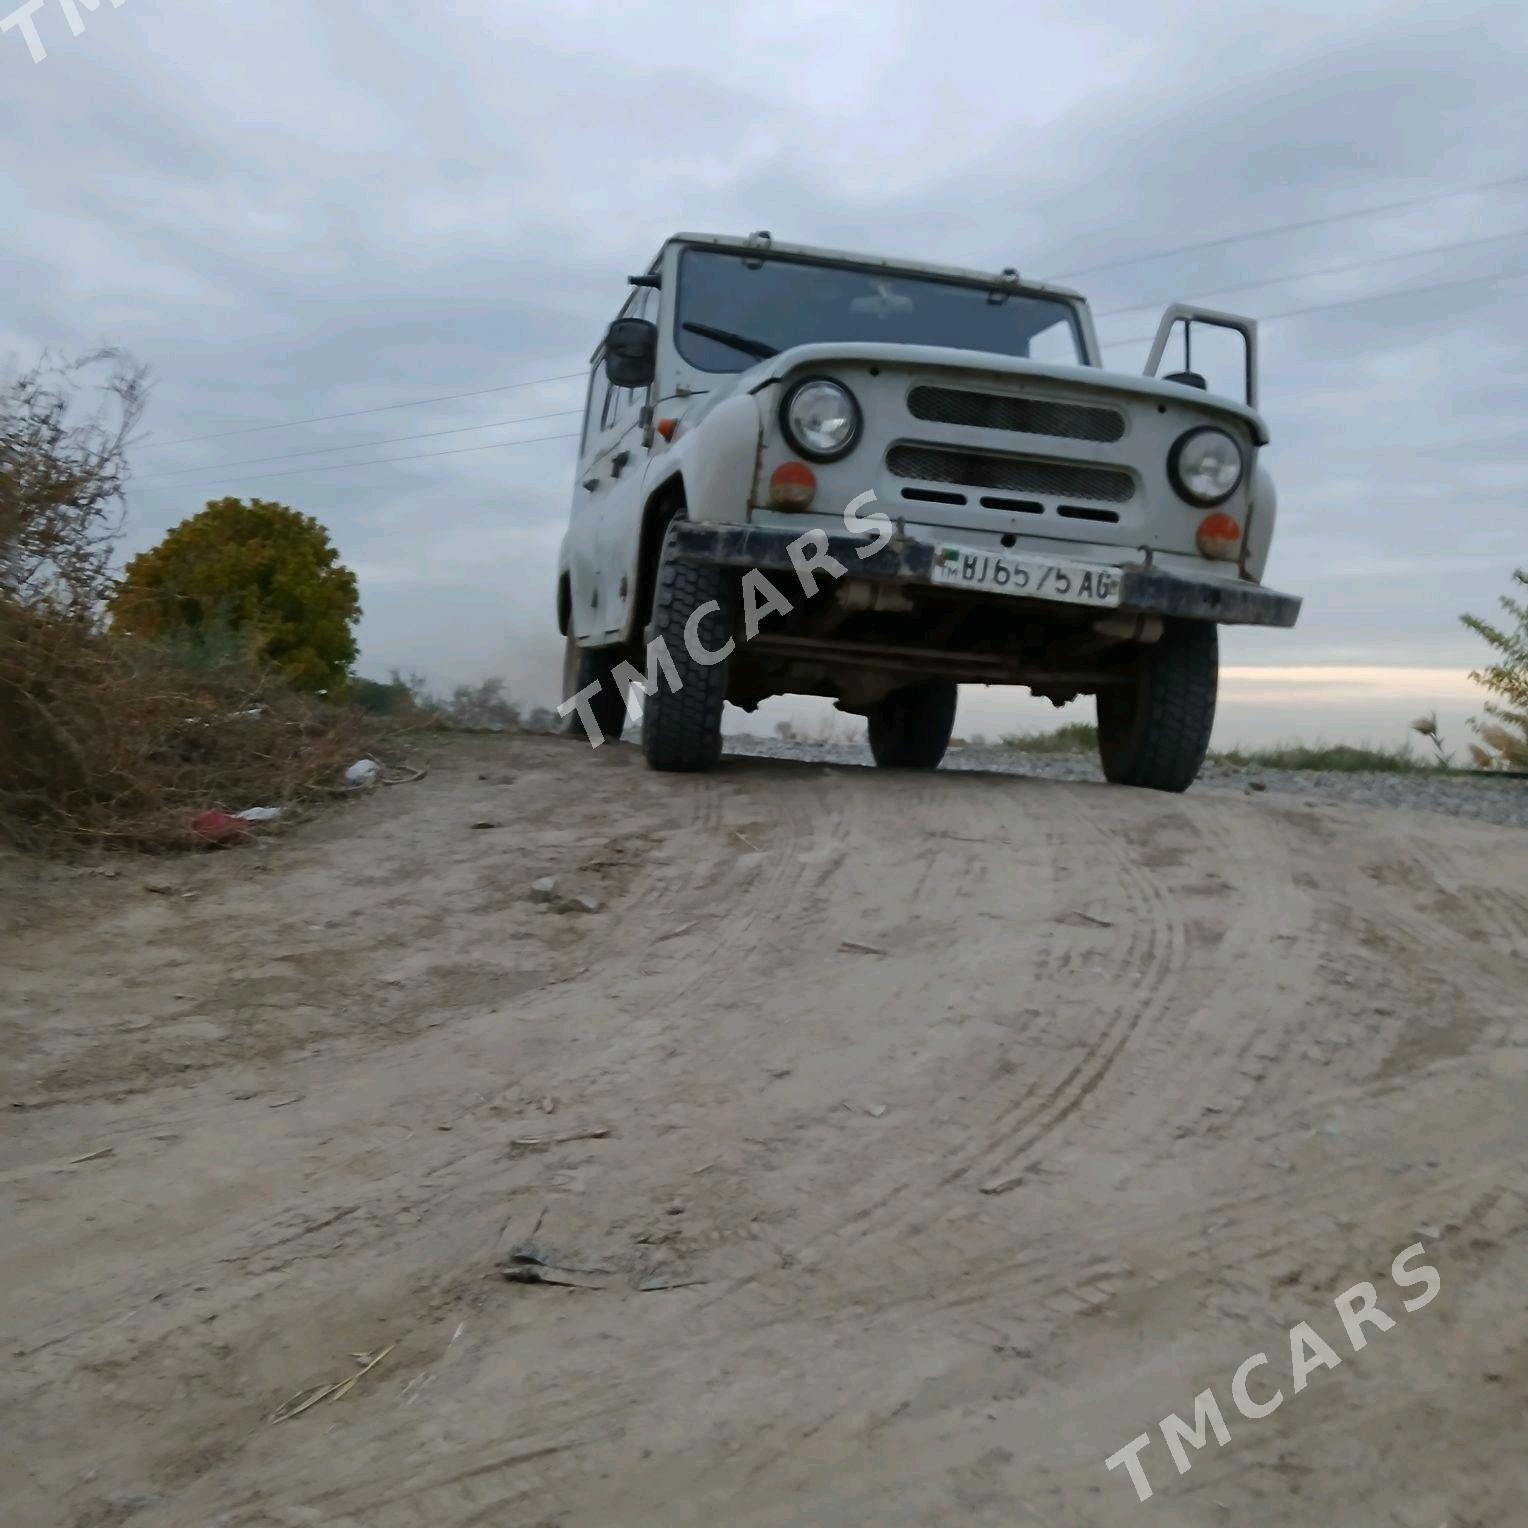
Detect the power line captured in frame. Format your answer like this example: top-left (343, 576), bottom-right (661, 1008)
top-left (1100, 262), bottom-right (1528, 350)
top-left (1093, 226), bottom-right (1528, 319)
top-left (140, 368), bottom-right (587, 449)
top-left (1049, 169), bottom-right (1528, 284)
top-left (136, 173), bottom-right (1528, 459)
top-left (133, 407), bottom-right (583, 484)
top-left (129, 430), bottom-right (580, 494)
top-left (131, 270), bottom-right (1528, 491)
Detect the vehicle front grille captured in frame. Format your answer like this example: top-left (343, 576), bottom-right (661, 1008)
top-left (886, 442), bottom-right (1135, 504)
top-left (907, 385), bottom-right (1125, 444)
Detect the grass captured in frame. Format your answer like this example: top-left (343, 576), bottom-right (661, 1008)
top-left (995, 721), bottom-right (1099, 753)
top-left (992, 724), bottom-right (1467, 774)
top-left (1209, 742), bottom-right (1436, 773)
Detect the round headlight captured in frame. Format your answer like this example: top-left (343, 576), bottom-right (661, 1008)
top-left (1169, 427), bottom-right (1244, 506)
top-left (781, 378), bottom-right (861, 461)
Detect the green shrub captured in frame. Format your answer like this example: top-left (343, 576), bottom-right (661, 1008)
top-left (1461, 569), bottom-right (1528, 770)
top-left (111, 497), bottom-right (360, 693)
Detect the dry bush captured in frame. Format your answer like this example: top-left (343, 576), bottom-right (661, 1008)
top-left (1, 350), bottom-right (145, 614)
top-left (0, 600), bottom-right (367, 851)
top-left (380, 671), bottom-right (557, 733)
top-left (1, 351), bottom-right (372, 853)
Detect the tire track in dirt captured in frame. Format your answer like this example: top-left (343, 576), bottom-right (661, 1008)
top-left (1120, 803), bottom-right (1327, 1142)
top-left (934, 789), bottom-right (1186, 1189)
top-left (275, 1127), bottom-right (1527, 1528)
top-left (674, 771), bottom-right (1057, 1303)
top-left (7, 737), bottom-right (1526, 1528)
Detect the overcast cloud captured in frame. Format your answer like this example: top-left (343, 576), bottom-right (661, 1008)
top-left (4, 0), bottom-right (1526, 746)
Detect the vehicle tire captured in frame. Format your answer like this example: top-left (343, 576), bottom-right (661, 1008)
top-left (561, 628), bottom-right (627, 745)
top-left (640, 523), bottom-right (735, 772)
top-left (1096, 618), bottom-right (1218, 792)
top-left (866, 680), bottom-right (958, 769)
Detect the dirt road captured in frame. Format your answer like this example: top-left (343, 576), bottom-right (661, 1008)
top-left (3, 736), bottom-right (1526, 1526)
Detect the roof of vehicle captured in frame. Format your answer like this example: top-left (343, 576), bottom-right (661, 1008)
top-left (656, 232), bottom-right (1089, 305)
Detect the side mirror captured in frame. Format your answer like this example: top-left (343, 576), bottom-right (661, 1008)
top-left (604, 318), bottom-right (657, 388)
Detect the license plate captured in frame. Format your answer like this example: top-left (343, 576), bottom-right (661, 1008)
top-left (931, 545), bottom-right (1123, 608)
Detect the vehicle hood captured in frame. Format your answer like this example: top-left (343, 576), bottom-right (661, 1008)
top-left (727, 340), bottom-right (1269, 445)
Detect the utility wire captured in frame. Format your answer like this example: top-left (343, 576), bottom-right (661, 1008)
top-left (1049, 169), bottom-right (1528, 283)
top-left (139, 368), bottom-right (587, 449)
top-left (133, 407), bottom-right (584, 484)
top-left (133, 269), bottom-right (1528, 491)
top-left (130, 429), bottom-right (581, 493)
top-left (1100, 263), bottom-right (1528, 350)
top-left (1093, 226), bottom-right (1528, 318)
top-left (137, 170), bottom-right (1528, 454)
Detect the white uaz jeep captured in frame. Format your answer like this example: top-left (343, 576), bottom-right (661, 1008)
top-left (557, 231), bottom-right (1300, 791)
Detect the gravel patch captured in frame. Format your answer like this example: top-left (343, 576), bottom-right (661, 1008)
top-left (723, 736), bottom-right (1528, 830)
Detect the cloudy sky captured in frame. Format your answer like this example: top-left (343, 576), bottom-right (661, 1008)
top-left (4, 0), bottom-right (1525, 747)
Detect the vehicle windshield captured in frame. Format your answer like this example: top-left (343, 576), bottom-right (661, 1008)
top-left (674, 247), bottom-right (1086, 373)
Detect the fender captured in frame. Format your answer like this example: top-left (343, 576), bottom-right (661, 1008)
top-left (1243, 463), bottom-right (1278, 583)
top-left (616, 391), bottom-right (764, 644)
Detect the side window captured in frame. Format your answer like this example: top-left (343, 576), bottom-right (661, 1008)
top-left (579, 367), bottom-right (603, 454)
top-left (585, 282), bottom-right (657, 450)
top-left (626, 284), bottom-right (655, 326)
top-left (599, 379), bottom-right (622, 431)
top-left (615, 284), bottom-right (656, 420)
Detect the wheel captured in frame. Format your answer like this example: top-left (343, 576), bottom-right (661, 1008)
top-left (561, 628), bottom-right (627, 744)
top-left (640, 522), bottom-right (735, 772)
top-left (1096, 619), bottom-right (1217, 792)
top-left (867, 680), bottom-right (958, 768)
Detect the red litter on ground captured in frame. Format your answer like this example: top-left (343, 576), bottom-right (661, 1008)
top-left (191, 809), bottom-right (252, 845)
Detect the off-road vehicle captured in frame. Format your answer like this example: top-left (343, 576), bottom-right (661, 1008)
top-left (557, 231), bottom-right (1300, 791)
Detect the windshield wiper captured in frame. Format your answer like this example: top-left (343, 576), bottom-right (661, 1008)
top-left (681, 321), bottom-right (779, 361)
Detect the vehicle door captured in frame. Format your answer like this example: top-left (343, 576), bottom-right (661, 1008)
top-left (564, 365), bottom-right (609, 642)
top-left (591, 282), bottom-right (657, 643)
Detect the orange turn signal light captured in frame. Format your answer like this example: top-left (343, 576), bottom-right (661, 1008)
top-left (655, 417), bottom-right (677, 441)
top-left (1196, 511), bottom-right (1242, 561)
top-left (769, 460), bottom-right (817, 509)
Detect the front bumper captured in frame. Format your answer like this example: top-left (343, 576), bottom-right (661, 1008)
top-left (669, 521), bottom-right (1301, 628)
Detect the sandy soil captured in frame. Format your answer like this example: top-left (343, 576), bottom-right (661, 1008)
top-left (2, 734), bottom-right (1526, 1527)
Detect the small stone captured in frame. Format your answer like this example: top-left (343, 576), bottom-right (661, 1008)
top-left (530, 876), bottom-right (558, 903)
top-left (666, 1203), bottom-right (685, 1215)
top-left (556, 893), bottom-right (601, 915)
